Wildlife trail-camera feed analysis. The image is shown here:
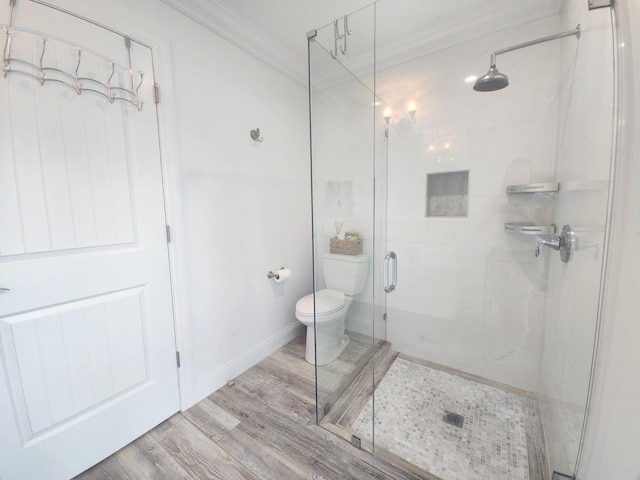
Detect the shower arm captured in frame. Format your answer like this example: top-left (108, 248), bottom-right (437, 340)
top-left (489, 24), bottom-right (581, 67)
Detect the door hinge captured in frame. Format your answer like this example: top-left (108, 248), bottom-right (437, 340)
top-left (383, 313), bottom-right (387, 321)
top-left (154, 83), bottom-right (160, 104)
top-left (176, 351), bottom-right (181, 368)
top-left (166, 225), bottom-right (171, 243)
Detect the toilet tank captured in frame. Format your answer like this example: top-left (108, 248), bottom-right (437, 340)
top-left (321, 253), bottom-right (369, 295)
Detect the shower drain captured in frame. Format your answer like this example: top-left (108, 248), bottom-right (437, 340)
top-left (443, 411), bottom-right (465, 428)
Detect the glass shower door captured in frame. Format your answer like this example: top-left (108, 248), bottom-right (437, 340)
top-left (308, 4), bottom-right (384, 451)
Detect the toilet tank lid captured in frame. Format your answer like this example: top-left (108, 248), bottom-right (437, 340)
top-left (321, 253), bottom-right (369, 263)
top-left (296, 289), bottom-right (345, 315)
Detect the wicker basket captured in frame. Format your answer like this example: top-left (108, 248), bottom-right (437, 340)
top-left (329, 238), bottom-right (363, 255)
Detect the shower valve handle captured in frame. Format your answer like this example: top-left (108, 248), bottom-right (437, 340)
top-left (535, 225), bottom-right (575, 263)
top-left (535, 236), bottom-right (562, 256)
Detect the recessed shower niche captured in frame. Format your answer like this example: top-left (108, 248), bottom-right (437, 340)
top-left (425, 170), bottom-right (469, 217)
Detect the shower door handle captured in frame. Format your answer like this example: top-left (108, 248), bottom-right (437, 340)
top-left (383, 251), bottom-right (397, 293)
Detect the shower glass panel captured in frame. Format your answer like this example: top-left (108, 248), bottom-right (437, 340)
top-left (308, 4), bottom-right (388, 450)
top-left (308, 1), bottom-right (615, 479)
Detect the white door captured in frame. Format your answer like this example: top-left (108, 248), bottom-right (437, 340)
top-left (0, 3), bottom-right (179, 479)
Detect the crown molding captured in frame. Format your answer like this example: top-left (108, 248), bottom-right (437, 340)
top-left (158, 0), bottom-right (563, 94)
top-left (311, 2), bottom-right (565, 99)
top-left (158, 0), bottom-right (308, 87)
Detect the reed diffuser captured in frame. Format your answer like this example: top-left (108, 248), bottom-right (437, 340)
top-left (335, 221), bottom-right (345, 240)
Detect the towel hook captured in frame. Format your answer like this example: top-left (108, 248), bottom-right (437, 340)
top-left (250, 128), bottom-right (263, 142)
top-left (340, 14), bottom-right (352, 55)
top-left (135, 71), bottom-right (144, 111)
top-left (74, 48), bottom-right (82, 95)
top-left (3, 27), bottom-right (12, 77)
top-left (38, 37), bottom-right (46, 85)
top-left (331, 18), bottom-right (342, 59)
top-left (331, 15), bottom-right (353, 58)
top-left (107, 62), bottom-right (115, 103)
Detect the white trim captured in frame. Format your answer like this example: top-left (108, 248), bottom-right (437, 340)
top-left (157, 0), bottom-right (563, 93)
top-left (158, 0), bottom-right (307, 87)
top-left (191, 323), bottom-right (305, 408)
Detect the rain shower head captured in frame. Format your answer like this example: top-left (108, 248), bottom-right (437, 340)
top-left (473, 65), bottom-right (509, 92)
top-left (473, 24), bottom-right (581, 92)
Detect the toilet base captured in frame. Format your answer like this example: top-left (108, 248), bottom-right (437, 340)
top-left (304, 326), bottom-right (350, 365)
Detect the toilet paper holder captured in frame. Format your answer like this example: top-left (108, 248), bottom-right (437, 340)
top-left (267, 268), bottom-right (285, 280)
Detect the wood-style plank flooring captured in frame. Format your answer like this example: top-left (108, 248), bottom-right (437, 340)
top-left (74, 335), bottom-right (422, 480)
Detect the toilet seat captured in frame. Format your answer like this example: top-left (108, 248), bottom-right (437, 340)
top-left (295, 289), bottom-right (346, 321)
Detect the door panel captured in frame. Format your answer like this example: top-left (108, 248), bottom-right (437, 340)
top-left (0, 3), bottom-right (179, 479)
top-left (2, 288), bottom-right (149, 437)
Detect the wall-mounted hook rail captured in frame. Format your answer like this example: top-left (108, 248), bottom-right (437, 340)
top-left (1, 26), bottom-right (145, 111)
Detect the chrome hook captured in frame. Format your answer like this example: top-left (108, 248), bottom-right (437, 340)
top-left (250, 128), bottom-right (263, 142)
top-left (344, 14), bottom-right (352, 36)
top-left (331, 18), bottom-right (340, 58)
top-left (3, 27), bottom-right (12, 77)
top-left (135, 71), bottom-right (144, 111)
top-left (74, 48), bottom-right (82, 95)
top-left (107, 62), bottom-right (115, 103)
top-left (38, 38), bottom-right (47, 85)
top-left (340, 15), bottom-right (352, 55)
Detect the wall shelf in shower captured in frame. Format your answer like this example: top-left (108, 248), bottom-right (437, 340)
top-left (506, 182), bottom-right (559, 194)
top-left (504, 223), bottom-right (556, 235)
top-left (560, 180), bottom-right (609, 191)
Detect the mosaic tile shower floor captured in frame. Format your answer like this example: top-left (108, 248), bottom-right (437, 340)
top-left (351, 358), bottom-right (531, 480)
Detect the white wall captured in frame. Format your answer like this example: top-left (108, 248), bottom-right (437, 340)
top-left (578, 1), bottom-right (640, 479)
top-left (38, 0), bottom-right (312, 408)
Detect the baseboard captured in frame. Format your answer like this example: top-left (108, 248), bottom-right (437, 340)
top-left (188, 322), bottom-right (305, 409)
top-left (347, 316), bottom-right (385, 339)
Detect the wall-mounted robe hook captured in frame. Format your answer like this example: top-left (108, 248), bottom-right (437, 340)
top-left (250, 128), bottom-right (263, 142)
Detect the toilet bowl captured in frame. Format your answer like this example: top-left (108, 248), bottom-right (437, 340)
top-left (295, 289), bottom-right (353, 365)
top-left (295, 253), bottom-right (369, 365)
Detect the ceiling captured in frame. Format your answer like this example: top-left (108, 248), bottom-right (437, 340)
top-left (159, 0), bottom-right (565, 86)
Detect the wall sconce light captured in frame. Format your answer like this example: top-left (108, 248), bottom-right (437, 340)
top-left (407, 101), bottom-right (417, 124)
top-left (384, 101), bottom-right (417, 135)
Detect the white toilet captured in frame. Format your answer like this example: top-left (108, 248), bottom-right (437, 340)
top-left (295, 253), bottom-right (369, 365)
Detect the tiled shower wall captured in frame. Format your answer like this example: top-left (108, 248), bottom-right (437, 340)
top-left (381, 14), bottom-right (564, 393)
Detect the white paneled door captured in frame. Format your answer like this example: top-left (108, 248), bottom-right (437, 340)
top-left (0, 3), bottom-right (179, 479)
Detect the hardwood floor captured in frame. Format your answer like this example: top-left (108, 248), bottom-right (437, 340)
top-left (74, 335), bottom-right (423, 480)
